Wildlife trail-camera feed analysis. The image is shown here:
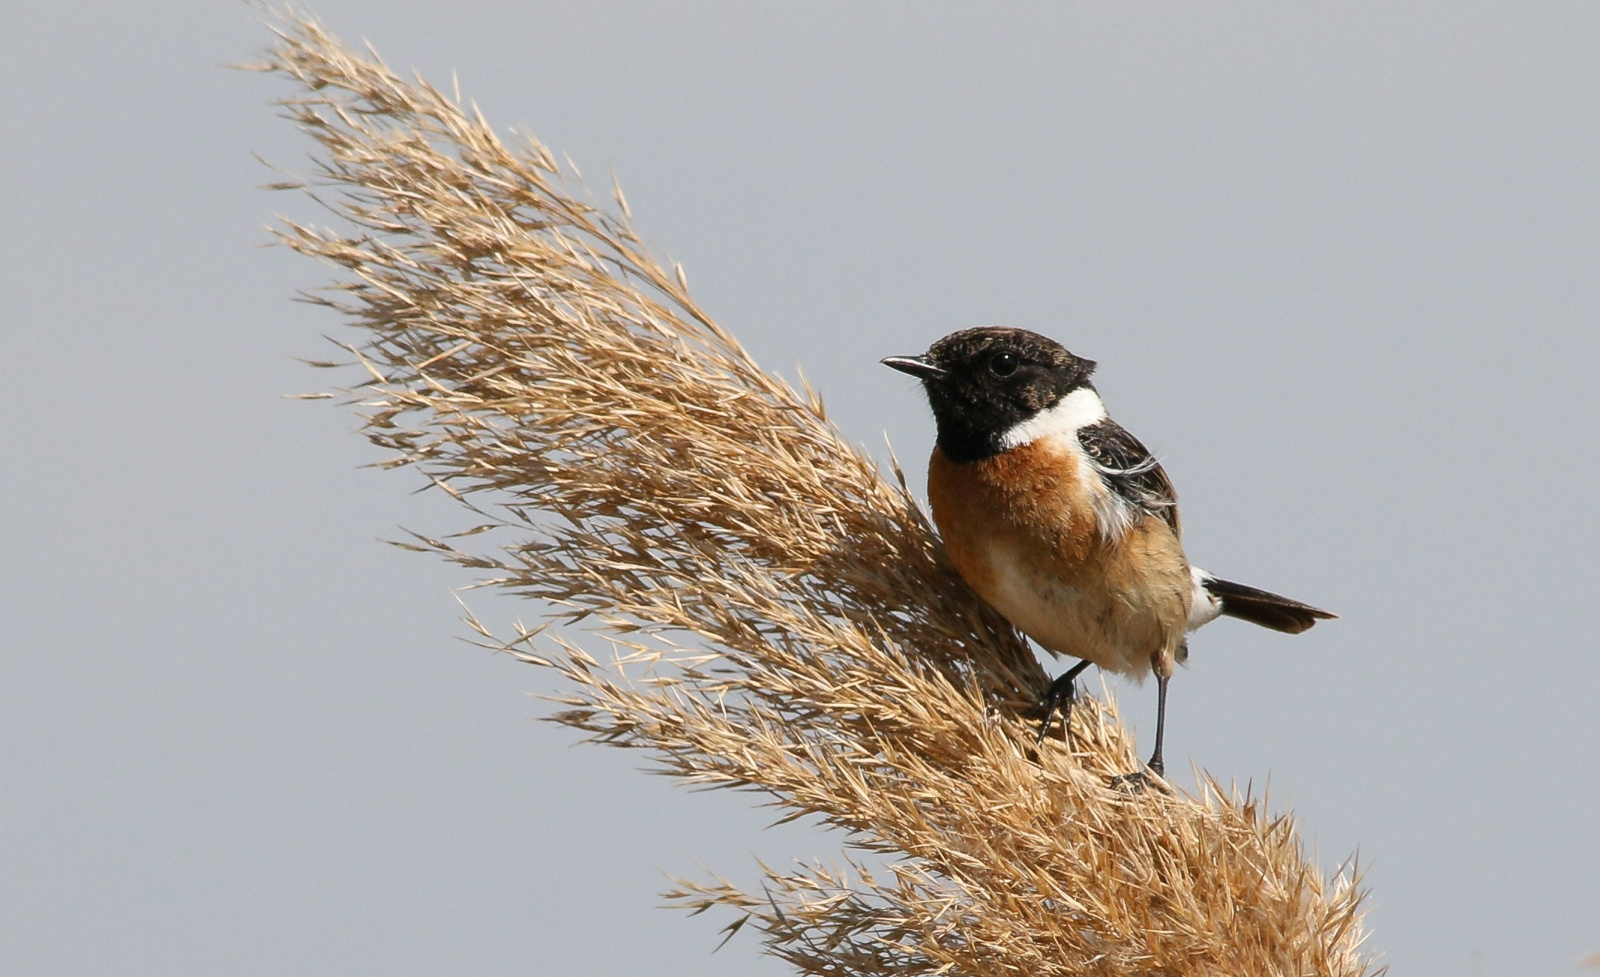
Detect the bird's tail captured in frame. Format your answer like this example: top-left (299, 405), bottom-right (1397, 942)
top-left (1200, 575), bottom-right (1337, 634)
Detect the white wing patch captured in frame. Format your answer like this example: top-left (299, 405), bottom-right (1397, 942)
top-left (1087, 479), bottom-right (1139, 541)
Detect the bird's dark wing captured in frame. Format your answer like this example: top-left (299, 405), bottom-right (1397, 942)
top-left (1077, 419), bottom-right (1179, 532)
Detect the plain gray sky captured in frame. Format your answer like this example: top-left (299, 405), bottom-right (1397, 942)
top-left (3, 2), bottom-right (1597, 974)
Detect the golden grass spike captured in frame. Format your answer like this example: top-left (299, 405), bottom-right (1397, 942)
top-left (249, 9), bottom-right (1380, 975)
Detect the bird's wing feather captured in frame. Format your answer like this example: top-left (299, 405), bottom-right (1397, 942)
top-left (1077, 419), bottom-right (1180, 532)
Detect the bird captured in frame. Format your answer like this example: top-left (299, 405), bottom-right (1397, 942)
top-left (883, 326), bottom-right (1333, 785)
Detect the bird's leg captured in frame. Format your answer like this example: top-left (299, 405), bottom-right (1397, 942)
top-left (1035, 658), bottom-right (1092, 749)
top-left (1147, 671), bottom-right (1169, 777)
top-left (1110, 656), bottom-right (1174, 794)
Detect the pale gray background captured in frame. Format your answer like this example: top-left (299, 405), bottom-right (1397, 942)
top-left (2, 2), bottom-right (1596, 974)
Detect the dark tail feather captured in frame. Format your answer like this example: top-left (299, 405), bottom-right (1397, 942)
top-left (1203, 577), bottom-right (1337, 634)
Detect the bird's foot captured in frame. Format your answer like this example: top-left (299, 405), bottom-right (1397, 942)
top-left (1033, 671), bottom-right (1080, 749)
top-left (1107, 767), bottom-right (1173, 795)
top-left (1109, 751), bottom-right (1170, 795)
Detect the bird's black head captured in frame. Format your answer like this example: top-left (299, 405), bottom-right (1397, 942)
top-left (882, 327), bottom-right (1097, 463)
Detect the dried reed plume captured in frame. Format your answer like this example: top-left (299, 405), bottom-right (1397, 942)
top-left (249, 11), bottom-right (1379, 976)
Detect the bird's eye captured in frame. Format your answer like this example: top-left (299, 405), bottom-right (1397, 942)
top-left (989, 352), bottom-right (1019, 377)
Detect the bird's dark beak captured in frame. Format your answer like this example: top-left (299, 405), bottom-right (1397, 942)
top-left (881, 355), bottom-right (947, 382)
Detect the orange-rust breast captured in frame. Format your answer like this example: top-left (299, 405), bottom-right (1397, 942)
top-left (927, 439), bottom-right (1191, 679)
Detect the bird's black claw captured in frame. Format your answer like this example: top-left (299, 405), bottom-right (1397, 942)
top-left (1034, 671), bottom-right (1079, 749)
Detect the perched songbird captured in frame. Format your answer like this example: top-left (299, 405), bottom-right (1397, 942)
top-left (883, 327), bottom-right (1333, 783)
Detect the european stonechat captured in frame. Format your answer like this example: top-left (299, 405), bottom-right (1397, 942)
top-left (884, 326), bottom-right (1333, 785)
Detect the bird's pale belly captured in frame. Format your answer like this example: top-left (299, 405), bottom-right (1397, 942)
top-left (976, 535), bottom-right (1178, 679)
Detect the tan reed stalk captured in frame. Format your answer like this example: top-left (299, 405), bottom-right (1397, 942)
top-left (246, 10), bottom-right (1380, 975)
